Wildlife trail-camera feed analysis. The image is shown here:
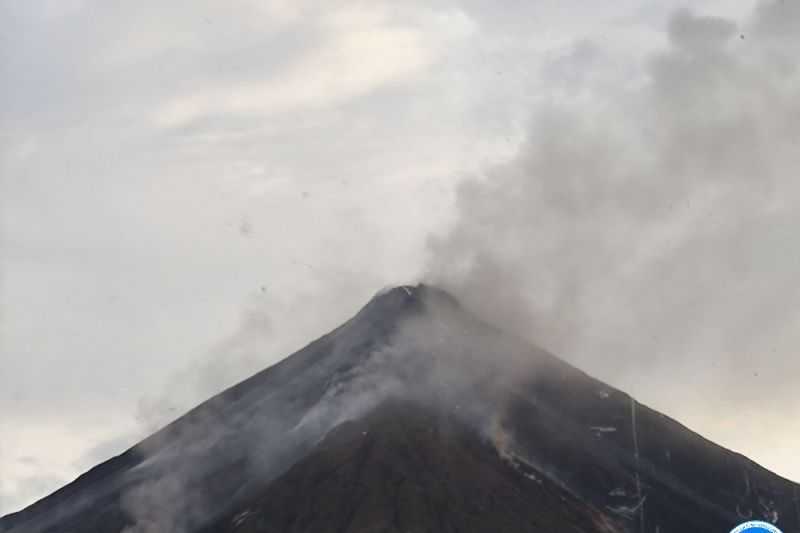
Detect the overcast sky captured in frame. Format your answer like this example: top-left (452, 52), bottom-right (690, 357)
top-left (1, 0), bottom-right (797, 516)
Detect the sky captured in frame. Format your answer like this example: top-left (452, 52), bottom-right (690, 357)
top-left (1, 0), bottom-right (797, 516)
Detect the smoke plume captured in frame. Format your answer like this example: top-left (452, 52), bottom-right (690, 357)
top-left (426, 2), bottom-right (800, 419)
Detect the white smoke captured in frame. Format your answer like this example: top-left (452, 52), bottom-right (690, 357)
top-left (426, 2), bottom-right (800, 419)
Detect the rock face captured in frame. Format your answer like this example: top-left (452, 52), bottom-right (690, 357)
top-left (2, 285), bottom-right (798, 533)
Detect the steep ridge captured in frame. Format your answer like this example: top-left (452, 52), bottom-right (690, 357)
top-left (203, 400), bottom-right (622, 533)
top-left (2, 285), bottom-right (798, 533)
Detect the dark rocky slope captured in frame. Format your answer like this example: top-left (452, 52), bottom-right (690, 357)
top-left (203, 400), bottom-right (620, 533)
top-left (2, 285), bottom-right (798, 533)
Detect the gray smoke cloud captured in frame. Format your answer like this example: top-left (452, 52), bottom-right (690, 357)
top-left (3, 0), bottom-right (800, 518)
top-left (427, 0), bottom-right (800, 474)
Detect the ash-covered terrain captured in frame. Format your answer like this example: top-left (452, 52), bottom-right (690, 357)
top-left (2, 285), bottom-right (798, 533)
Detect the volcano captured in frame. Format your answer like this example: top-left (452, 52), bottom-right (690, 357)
top-left (2, 285), bottom-right (798, 533)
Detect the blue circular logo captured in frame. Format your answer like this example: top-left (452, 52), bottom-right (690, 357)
top-left (730, 521), bottom-right (783, 533)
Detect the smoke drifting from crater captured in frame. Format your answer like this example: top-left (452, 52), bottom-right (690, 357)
top-left (4, 0), bottom-right (800, 516)
top-left (426, 2), bottom-right (800, 477)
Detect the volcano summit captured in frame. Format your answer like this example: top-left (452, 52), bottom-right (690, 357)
top-left (2, 285), bottom-right (798, 533)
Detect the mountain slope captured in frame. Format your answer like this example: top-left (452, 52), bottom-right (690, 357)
top-left (2, 285), bottom-right (798, 533)
top-left (203, 400), bottom-right (620, 533)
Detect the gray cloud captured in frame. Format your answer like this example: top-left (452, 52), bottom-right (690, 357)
top-left (0, 474), bottom-right (64, 518)
top-left (426, 1), bottom-right (800, 479)
top-left (2, 0), bottom-right (797, 517)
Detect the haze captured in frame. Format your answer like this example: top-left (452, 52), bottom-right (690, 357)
top-left (2, 0), bottom-right (797, 516)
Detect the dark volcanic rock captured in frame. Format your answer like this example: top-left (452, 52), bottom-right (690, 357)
top-left (204, 400), bottom-right (620, 533)
top-left (2, 285), bottom-right (798, 533)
